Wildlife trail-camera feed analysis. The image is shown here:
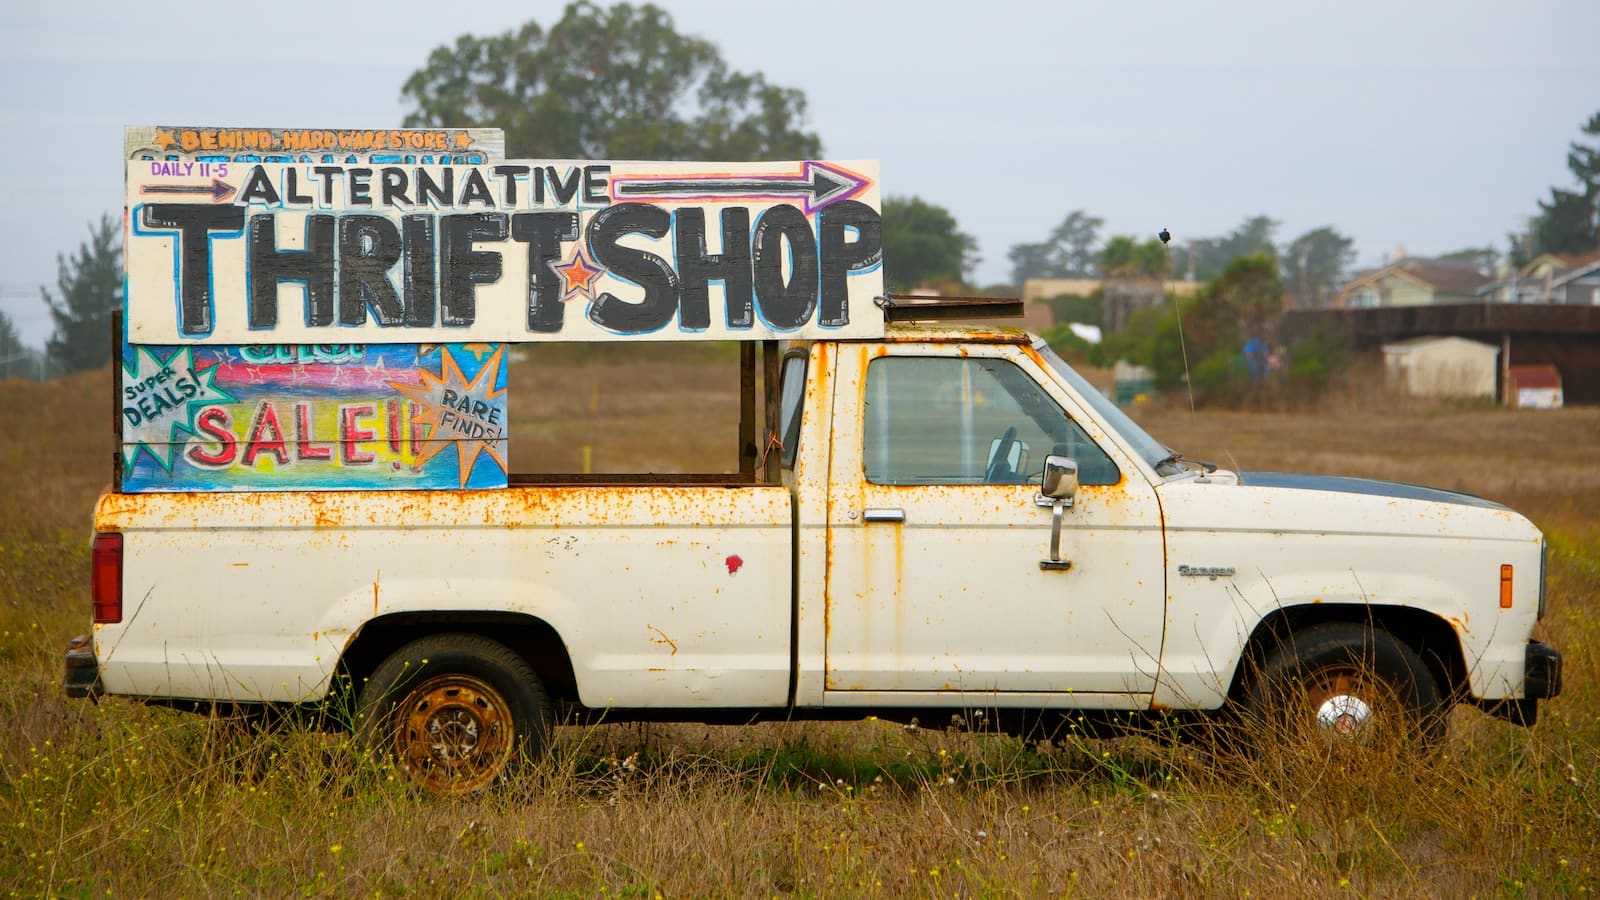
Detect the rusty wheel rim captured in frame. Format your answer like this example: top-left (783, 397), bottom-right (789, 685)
top-left (1304, 667), bottom-right (1380, 738)
top-left (393, 674), bottom-right (514, 794)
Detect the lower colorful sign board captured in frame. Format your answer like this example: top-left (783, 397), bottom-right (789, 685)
top-left (120, 341), bottom-right (508, 492)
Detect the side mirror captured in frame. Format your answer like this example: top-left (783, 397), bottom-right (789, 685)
top-left (1040, 454), bottom-right (1079, 503)
top-left (1038, 455), bottom-right (1079, 572)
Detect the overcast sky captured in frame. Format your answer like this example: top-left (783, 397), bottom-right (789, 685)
top-left (1, 0), bottom-right (1595, 347)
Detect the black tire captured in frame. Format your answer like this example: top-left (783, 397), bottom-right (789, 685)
top-left (1240, 622), bottom-right (1447, 749)
top-left (355, 633), bottom-right (551, 794)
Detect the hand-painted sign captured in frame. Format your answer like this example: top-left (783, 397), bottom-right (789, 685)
top-left (125, 125), bottom-right (505, 165)
top-left (124, 158), bottom-right (885, 344)
top-left (120, 341), bottom-right (508, 492)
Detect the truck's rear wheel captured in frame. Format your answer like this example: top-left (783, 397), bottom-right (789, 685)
top-left (1241, 622), bottom-right (1446, 749)
top-left (356, 634), bottom-right (551, 794)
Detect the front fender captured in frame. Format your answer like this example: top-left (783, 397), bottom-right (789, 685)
top-left (1153, 481), bottom-right (1543, 709)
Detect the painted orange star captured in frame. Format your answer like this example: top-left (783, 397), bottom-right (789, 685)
top-left (452, 131), bottom-right (472, 149)
top-left (553, 247), bottom-right (603, 301)
top-left (153, 128), bottom-right (177, 150)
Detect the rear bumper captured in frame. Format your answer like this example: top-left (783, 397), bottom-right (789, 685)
top-left (63, 633), bottom-right (102, 700)
top-left (1474, 640), bottom-right (1561, 727)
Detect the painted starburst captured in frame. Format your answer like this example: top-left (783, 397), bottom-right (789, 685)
top-left (120, 346), bottom-right (236, 471)
top-left (554, 246), bottom-right (603, 302)
top-left (388, 345), bottom-right (508, 487)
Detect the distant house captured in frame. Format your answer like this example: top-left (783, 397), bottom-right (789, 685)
top-left (1381, 336), bottom-right (1499, 399)
top-left (1021, 278), bottom-right (1105, 303)
top-left (1020, 277), bottom-right (1203, 334)
top-left (1479, 249), bottom-right (1600, 305)
top-left (1021, 277), bottom-right (1203, 303)
top-left (1333, 256), bottom-right (1494, 309)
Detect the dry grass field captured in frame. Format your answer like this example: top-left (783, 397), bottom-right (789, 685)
top-left (1, 355), bottom-right (1596, 896)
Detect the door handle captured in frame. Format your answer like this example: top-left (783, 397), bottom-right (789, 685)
top-left (862, 507), bottom-right (906, 523)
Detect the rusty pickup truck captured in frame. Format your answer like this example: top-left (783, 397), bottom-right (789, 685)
top-left (67, 310), bottom-right (1561, 792)
top-left (66, 137), bottom-right (1558, 793)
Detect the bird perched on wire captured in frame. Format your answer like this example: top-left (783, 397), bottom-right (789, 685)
top-left (1158, 228), bottom-right (1171, 246)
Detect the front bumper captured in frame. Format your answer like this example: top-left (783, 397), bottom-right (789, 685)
top-left (1524, 640), bottom-right (1563, 699)
top-left (1475, 640), bottom-right (1562, 726)
top-left (63, 633), bottom-right (102, 699)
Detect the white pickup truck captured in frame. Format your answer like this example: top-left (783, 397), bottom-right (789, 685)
top-left (67, 311), bottom-right (1561, 793)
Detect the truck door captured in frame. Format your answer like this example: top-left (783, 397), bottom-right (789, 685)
top-left (823, 342), bottom-right (1164, 698)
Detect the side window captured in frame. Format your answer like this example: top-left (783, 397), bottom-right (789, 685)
top-left (863, 356), bottom-right (1118, 486)
top-left (778, 354), bottom-right (806, 469)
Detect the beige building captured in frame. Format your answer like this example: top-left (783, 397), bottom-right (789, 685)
top-left (1021, 277), bottom-right (1203, 303)
top-left (1334, 257), bottom-right (1494, 309)
top-left (1381, 336), bottom-right (1500, 399)
top-left (1020, 277), bottom-right (1205, 333)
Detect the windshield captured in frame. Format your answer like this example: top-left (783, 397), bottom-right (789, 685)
top-left (1033, 341), bottom-right (1185, 476)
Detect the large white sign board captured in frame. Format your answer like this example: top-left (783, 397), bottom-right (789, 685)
top-left (125, 157), bottom-right (885, 344)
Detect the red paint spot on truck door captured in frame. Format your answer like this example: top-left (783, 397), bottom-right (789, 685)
top-left (725, 555), bottom-right (743, 575)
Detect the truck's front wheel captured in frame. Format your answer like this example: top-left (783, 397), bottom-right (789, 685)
top-left (356, 634), bottom-right (551, 794)
top-left (1241, 622), bottom-right (1446, 749)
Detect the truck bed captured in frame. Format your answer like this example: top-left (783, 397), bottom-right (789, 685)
top-left (93, 485), bottom-right (794, 707)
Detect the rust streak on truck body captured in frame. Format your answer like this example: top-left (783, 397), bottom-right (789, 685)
top-left (97, 483), bottom-right (793, 532)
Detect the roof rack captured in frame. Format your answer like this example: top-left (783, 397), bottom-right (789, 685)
top-left (873, 294), bottom-right (1025, 322)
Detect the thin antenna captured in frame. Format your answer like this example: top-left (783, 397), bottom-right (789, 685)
top-left (1158, 229), bottom-right (1195, 413)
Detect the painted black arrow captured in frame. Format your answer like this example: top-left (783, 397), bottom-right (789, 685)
top-left (611, 161), bottom-right (868, 215)
top-left (140, 179), bottom-right (237, 202)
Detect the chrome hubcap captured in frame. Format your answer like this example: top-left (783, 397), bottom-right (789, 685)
top-left (1315, 693), bottom-right (1374, 735)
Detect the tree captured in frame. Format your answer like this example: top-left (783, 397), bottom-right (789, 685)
top-left (1282, 226), bottom-right (1356, 309)
top-left (1179, 254), bottom-right (1284, 403)
top-left (44, 213), bottom-right (121, 374)
top-left (1527, 110), bottom-right (1600, 257)
top-left (1206, 253), bottom-right (1284, 337)
top-left (1005, 242), bottom-right (1057, 285)
top-left (0, 309), bottom-right (23, 379)
top-left (1105, 253), bottom-right (1344, 406)
top-left (880, 196), bottom-right (977, 293)
top-left (1217, 215), bottom-right (1280, 265)
top-left (401, 2), bottom-right (822, 161)
top-left (1038, 291), bottom-right (1102, 326)
top-left (1175, 215), bottom-right (1280, 282)
top-left (0, 309), bottom-right (19, 355)
top-left (1099, 236), bottom-right (1169, 278)
top-left (1437, 245), bottom-right (1499, 270)
top-left (1532, 190), bottom-right (1596, 257)
top-left (1005, 210), bottom-right (1105, 283)
top-left (1099, 236), bottom-right (1170, 333)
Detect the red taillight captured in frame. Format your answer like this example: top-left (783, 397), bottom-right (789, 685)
top-left (92, 532), bottom-right (123, 624)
